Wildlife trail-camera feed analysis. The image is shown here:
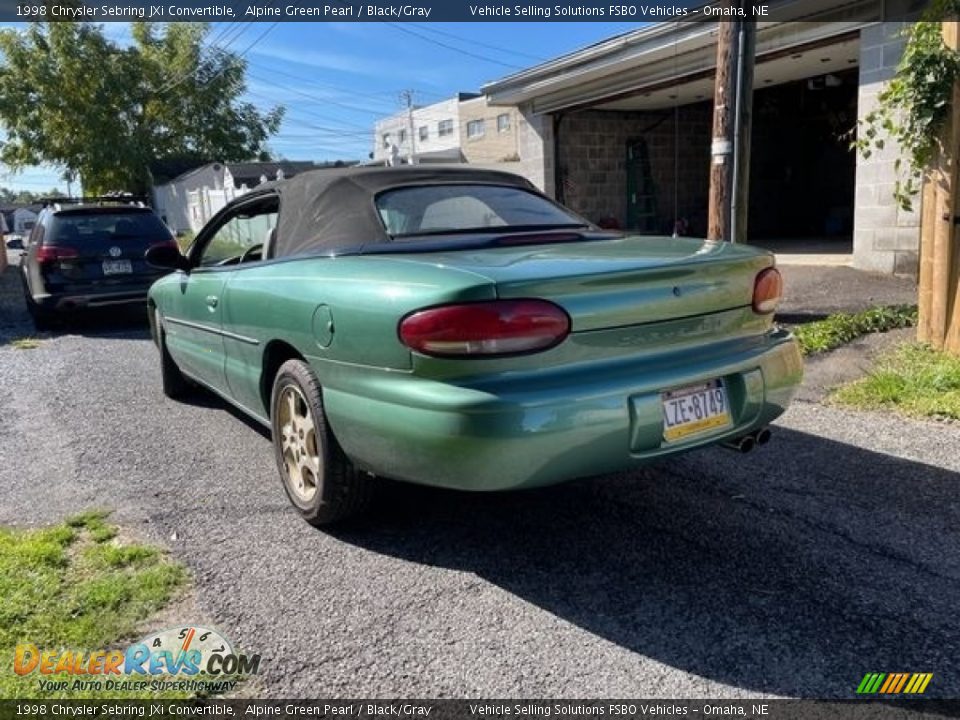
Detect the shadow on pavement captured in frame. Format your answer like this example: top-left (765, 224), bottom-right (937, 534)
top-left (0, 266), bottom-right (152, 344)
top-left (333, 427), bottom-right (960, 698)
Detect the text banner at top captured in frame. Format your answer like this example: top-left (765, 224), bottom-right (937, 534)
top-left (0, 0), bottom-right (924, 23)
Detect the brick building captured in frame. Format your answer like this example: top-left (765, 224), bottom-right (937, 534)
top-left (372, 94), bottom-right (521, 167)
top-left (484, 2), bottom-right (923, 275)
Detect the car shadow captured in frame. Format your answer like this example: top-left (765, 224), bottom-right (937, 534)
top-left (177, 385), bottom-right (272, 440)
top-left (43, 309), bottom-right (152, 340)
top-left (0, 267), bottom-right (153, 344)
top-left (330, 427), bottom-right (960, 698)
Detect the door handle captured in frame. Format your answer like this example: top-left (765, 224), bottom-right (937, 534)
top-left (206, 295), bottom-right (219, 308)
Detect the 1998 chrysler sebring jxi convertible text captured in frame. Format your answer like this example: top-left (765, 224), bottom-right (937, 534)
top-left (145, 167), bottom-right (802, 526)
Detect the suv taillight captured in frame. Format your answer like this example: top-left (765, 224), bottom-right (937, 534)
top-left (148, 239), bottom-right (179, 252)
top-left (399, 299), bottom-right (571, 357)
top-left (753, 267), bottom-right (783, 314)
top-left (35, 246), bottom-right (79, 263)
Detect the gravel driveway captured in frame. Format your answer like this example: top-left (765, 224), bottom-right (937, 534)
top-left (1, 260), bottom-right (958, 699)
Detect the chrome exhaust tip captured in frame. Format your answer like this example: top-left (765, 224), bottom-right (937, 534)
top-left (754, 427), bottom-right (772, 446)
top-left (721, 435), bottom-right (755, 453)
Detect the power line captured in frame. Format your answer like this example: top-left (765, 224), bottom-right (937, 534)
top-left (246, 71), bottom-right (399, 116)
top-left (407, 23), bottom-right (547, 63)
top-left (245, 61), bottom-right (413, 108)
top-left (381, 23), bottom-right (524, 70)
top-left (157, 19), bottom-right (278, 96)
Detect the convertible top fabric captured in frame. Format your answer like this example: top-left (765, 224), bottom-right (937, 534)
top-left (268, 166), bottom-right (536, 258)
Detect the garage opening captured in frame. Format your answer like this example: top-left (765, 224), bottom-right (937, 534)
top-left (749, 68), bottom-right (858, 254)
top-left (553, 38), bottom-right (859, 258)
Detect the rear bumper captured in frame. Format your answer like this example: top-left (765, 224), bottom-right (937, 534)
top-left (320, 328), bottom-right (803, 491)
top-left (31, 287), bottom-right (151, 311)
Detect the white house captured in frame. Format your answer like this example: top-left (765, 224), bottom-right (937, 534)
top-left (373, 95), bottom-right (472, 165)
top-left (371, 93), bottom-right (523, 170)
top-left (11, 207), bottom-right (39, 235)
top-left (153, 161), bottom-right (318, 234)
top-left (152, 163), bottom-right (225, 234)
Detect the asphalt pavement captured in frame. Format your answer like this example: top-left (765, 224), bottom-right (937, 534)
top-left (0, 259), bottom-right (957, 699)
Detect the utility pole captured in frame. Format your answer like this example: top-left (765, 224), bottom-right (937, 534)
top-left (707, 3), bottom-right (757, 242)
top-left (401, 89), bottom-right (417, 165)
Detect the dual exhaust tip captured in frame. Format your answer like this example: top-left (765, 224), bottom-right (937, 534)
top-left (721, 427), bottom-right (771, 454)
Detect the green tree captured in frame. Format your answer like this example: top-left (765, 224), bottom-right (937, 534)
top-left (0, 22), bottom-right (283, 195)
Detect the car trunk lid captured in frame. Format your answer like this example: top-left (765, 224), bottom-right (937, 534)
top-left (386, 234), bottom-right (773, 332)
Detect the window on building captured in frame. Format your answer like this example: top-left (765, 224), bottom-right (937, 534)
top-left (497, 113), bottom-right (511, 133)
top-left (382, 133), bottom-right (391, 148)
top-left (399, 129), bottom-right (407, 144)
top-left (438, 119), bottom-right (454, 137)
top-left (419, 125), bottom-right (429, 142)
top-left (467, 119), bottom-right (485, 139)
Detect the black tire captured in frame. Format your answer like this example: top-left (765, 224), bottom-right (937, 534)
top-left (271, 359), bottom-right (374, 526)
top-left (25, 293), bottom-right (56, 331)
top-left (156, 310), bottom-right (191, 400)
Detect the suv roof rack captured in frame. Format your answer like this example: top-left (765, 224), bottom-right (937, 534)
top-left (40, 195), bottom-right (149, 210)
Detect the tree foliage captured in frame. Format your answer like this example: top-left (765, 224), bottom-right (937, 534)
top-left (0, 22), bottom-right (284, 195)
top-left (0, 187), bottom-right (64, 204)
top-left (854, 3), bottom-right (960, 211)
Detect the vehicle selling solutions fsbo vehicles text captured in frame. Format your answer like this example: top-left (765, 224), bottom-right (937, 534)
top-left (467, 4), bottom-right (696, 17)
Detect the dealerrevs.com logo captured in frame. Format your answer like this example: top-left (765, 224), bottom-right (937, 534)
top-left (15, 626), bottom-right (261, 693)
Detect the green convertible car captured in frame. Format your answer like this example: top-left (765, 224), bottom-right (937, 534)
top-left (146, 166), bottom-right (802, 526)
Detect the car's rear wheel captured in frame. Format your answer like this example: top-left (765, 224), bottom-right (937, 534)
top-left (271, 359), bottom-right (374, 526)
top-left (155, 310), bottom-right (191, 399)
top-left (25, 293), bottom-right (56, 331)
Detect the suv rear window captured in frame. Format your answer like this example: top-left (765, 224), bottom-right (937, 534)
top-left (49, 210), bottom-right (170, 245)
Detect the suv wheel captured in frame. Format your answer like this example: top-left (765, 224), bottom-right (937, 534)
top-left (25, 294), bottom-right (56, 331)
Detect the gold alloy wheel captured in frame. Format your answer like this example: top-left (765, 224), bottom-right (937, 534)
top-left (277, 384), bottom-right (321, 504)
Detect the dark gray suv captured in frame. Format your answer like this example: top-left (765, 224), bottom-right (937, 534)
top-left (20, 198), bottom-right (177, 329)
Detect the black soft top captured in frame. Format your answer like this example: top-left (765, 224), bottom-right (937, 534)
top-left (265, 166), bottom-right (536, 258)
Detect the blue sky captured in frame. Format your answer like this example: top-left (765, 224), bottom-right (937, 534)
top-left (0, 21), bottom-right (644, 194)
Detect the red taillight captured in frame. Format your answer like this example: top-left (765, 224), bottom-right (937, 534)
top-left (753, 267), bottom-right (783, 314)
top-left (35, 245), bottom-right (79, 263)
top-left (148, 239), bottom-right (180, 252)
top-left (399, 299), bottom-right (571, 357)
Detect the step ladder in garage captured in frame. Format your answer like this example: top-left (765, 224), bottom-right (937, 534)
top-left (626, 139), bottom-right (659, 233)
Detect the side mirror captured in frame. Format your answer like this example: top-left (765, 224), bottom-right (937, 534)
top-left (145, 243), bottom-right (190, 272)
top-left (6, 237), bottom-right (24, 250)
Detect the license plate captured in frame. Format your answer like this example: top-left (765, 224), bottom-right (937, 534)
top-left (102, 259), bottom-right (132, 275)
top-left (661, 379), bottom-right (732, 442)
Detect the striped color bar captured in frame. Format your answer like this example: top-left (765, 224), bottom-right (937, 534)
top-left (857, 673), bottom-right (933, 694)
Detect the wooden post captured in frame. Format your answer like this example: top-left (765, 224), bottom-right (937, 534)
top-left (707, 17), bottom-right (737, 241)
top-left (918, 20), bottom-right (960, 354)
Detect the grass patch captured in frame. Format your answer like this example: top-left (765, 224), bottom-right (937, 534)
top-left (832, 343), bottom-right (960, 420)
top-left (11, 337), bottom-right (42, 350)
top-left (0, 511), bottom-right (189, 699)
top-left (793, 304), bottom-right (918, 356)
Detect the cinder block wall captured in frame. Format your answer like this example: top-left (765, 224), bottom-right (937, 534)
top-left (854, 22), bottom-right (920, 276)
top-left (553, 104), bottom-right (712, 234)
top-left (516, 104), bottom-right (555, 198)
